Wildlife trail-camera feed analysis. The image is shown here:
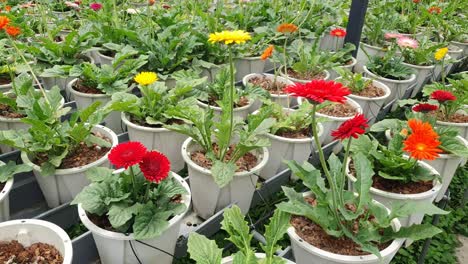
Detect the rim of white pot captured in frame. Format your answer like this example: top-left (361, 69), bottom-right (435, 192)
top-left (0, 219), bottom-right (73, 264)
top-left (222, 253), bottom-right (295, 263)
top-left (236, 56), bottom-right (262, 61)
top-left (242, 73), bottom-right (295, 99)
top-left (363, 66), bottom-right (417, 84)
top-left (297, 96), bottom-right (363, 121)
top-left (346, 157), bottom-right (442, 200)
top-left (339, 57), bottom-right (357, 69)
top-left (20, 125), bottom-right (118, 175)
top-left (121, 112), bottom-right (173, 133)
top-left (96, 50), bottom-right (114, 61)
top-left (448, 45), bottom-right (463, 54)
top-left (279, 66), bottom-right (330, 83)
top-left (251, 108), bottom-right (324, 143)
top-left (181, 137), bottom-right (269, 177)
top-left (401, 62), bottom-right (436, 70)
top-left (436, 117), bottom-right (468, 128)
top-left (336, 77), bottom-right (392, 102)
top-left (360, 41), bottom-right (385, 51)
top-left (77, 172), bottom-right (191, 240)
top-left (0, 178), bottom-right (14, 203)
top-left (197, 98), bottom-right (254, 112)
top-left (68, 78), bottom-right (110, 99)
top-left (0, 82), bottom-right (12, 89)
top-left (450, 40), bottom-right (468, 47)
top-left (287, 192), bottom-right (403, 263)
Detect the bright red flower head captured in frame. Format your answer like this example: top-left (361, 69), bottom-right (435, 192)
top-left (413, 103), bottom-right (438, 113)
top-left (331, 114), bottom-right (369, 141)
top-left (413, 0), bottom-right (421, 3)
top-left (430, 90), bottom-right (456, 103)
top-left (330, 28), bottom-right (346, 38)
top-left (284, 80), bottom-right (351, 104)
top-left (108, 141), bottom-right (147, 169)
top-left (89, 2), bottom-right (102, 11)
top-left (139, 151), bottom-right (171, 183)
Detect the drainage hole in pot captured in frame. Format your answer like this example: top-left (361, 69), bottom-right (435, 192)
top-left (21, 220), bottom-right (26, 223)
top-left (193, 224), bottom-right (198, 227)
top-left (298, 239), bottom-right (303, 243)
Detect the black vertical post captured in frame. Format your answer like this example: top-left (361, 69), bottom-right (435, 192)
top-left (344, 0), bottom-right (369, 57)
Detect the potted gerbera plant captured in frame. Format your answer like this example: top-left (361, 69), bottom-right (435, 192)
top-left (0, 97), bottom-right (118, 207)
top-left (335, 68), bottom-right (391, 125)
top-left (72, 142), bottom-right (191, 264)
top-left (254, 100), bottom-right (323, 180)
top-left (65, 49), bottom-right (148, 133)
top-left (0, 161), bottom-right (31, 221)
top-left (188, 206), bottom-right (294, 264)
top-left (277, 81), bottom-right (446, 263)
top-left (292, 80), bottom-right (363, 145)
top-left (165, 30), bottom-right (274, 219)
top-left (347, 119), bottom-right (444, 228)
top-left (109, 70), bottom-right (206, 172)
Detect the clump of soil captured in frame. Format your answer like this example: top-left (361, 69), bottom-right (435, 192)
top-left (0, 183), bottom-right (5, 192)
top-left (0, 103), bottom-right (25, 118)
top-left (34, 132), bottom-right (111, 169)
top-left (317, 102), bottom-right (357, 117)
top-left (0, 240), bottom-right (64, 264)
top-left (206, 96), bottom-right (249, 108)
top-left (276, 127), bottom-right (311, 139)
top-left (0, 76), bottom-right (11, 85)
top-left (287, 68), bottom-right (326, 81)
top-left (88, 213), bottom-right (116, 232)
top-left (72, 80), bottom-right (104, 95)
top-left (248, 76), bottom-right (288, 95)
top-left (352, 83), bottom-right (385, 98)
top-left (349, 162), bottom-right (433, 194)
top-left (191, 144), bottom-right (258, 172)
top-left (291, 197), bottom-right (390, 256)
top-left (435, 111), bottom-right (468, 123)
top-left (101, 49), bottom-right (116, 57)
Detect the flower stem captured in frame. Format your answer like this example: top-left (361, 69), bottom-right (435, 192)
top-left (221, 46), bottom-right (235, 161)
top-left (129, 166), bottom-right (139, 201)
top-left (339, 138), bottom-right (353, 206)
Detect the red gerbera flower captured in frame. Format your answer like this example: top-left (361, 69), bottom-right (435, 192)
top-left (284, 80), bottom-right (351, 104)
top-left (108, 141), bottom-right (147, 169)
top-left (430, 90), bottom-right (456, 103)
top-left (331, 114), bottom-right (369, 141)
top-left (413, 103), bottom-right (438, 113)
top-left (5, 25), bottom-right (20, 37)
top-left (428, 6), bottom-right (442, 14)
top-left (330, 28), bottom-right (346, 38)
top-left (89, 2), bottom-right (102, 11)
top-left (0, 16), bottom-right (9, 30)
top-left (139, 151), bottom-right (171, 183)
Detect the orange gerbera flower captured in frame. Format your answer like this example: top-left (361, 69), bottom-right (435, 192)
top-left (5, 5), bottom-right (11, 11)
top-left (407, 119), bottom-right (438, 138)
top-left (277, 23), bottom-right (298, 34)
top-left (5, 25), bottom-right (20, 37)
top-left (403, 134), bottom-right (442, 160)
top-left (260, 45), bottom-right (274, 60)
top-left (0, 15), bottom-right (9, 30)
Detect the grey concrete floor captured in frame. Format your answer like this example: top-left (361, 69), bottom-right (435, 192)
top-left (456, 236), bottom-right (468, 263)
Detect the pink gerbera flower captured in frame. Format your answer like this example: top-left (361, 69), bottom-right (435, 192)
top-left (384, 32), bottom-right (403, 40)
top-left (397, 37), bottom-right (419, 49)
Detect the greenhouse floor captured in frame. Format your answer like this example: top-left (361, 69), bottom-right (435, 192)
top-left (456, 236), bottom-right (468, 263)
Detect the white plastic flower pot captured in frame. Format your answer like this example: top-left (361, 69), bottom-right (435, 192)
top-left (21, 125), bottom-right (119, 208)
top-left (235, 57), bottom-right (266, 82)
top-left (78, 172), bottom-right (191, 264)
top-left (432, 55), bottom-right (451, 81)
top-left (197, 99), bottom-right (253, 121)
top-left (279, 67), bottom-right (331, 84)
top-left (96, 51), bottom-right (113, 66)
top-left (297, 97), bottom-right (363, 145)
top-left (0, 219), bottom-right (73, 264)
top-left (337, 77), bottom-right (391, 125)
top-left (0, 82), bottom-right (12, 93)
top-left (242, 73), bottom-right (296, 113)
top-left (402, 63), bottom-right (435, 98)
top-left (201, 64), bottom-right (226, 83)
top-left (346, 158), bottom-right (442, 228)
top-left (51, 11), bottom-right (72, 19)
top-left (41, 76), bottom-right (75, 92)
top-left (222, 253), bottom-right (295, 263)
top-left (319, 32), bottom-right (344, 52)
top-left (450, 41), bottom-right (468, 57)
top-left (68, 78), bottom-right (124, 134)
top-left (182, 137), bottom-right (269, 220)
top-left (288, 193), bottom-right (404, 264)
top-left (329, 57), bottom-right (357, 80)
top-left (121, 113), bottom-right (187, 172)
top-left (355, 42), bottom-right (386, 72)
top-left (251, 108), bottom-right (324, 180)
top-left (362, 66), bottom-right (416, 107)
top-left (447, 46), bottom-right (463, 74)
top-left (0, 161), bottom-right (13, 222)
top-left (436, 110), bottom-right (468, 140)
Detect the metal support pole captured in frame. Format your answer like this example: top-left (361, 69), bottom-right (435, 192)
top-left (344, 0), bottom-right (369, 57)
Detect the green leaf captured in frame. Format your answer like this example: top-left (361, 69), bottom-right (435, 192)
top-left (389, 201), bottom-right (449, 220)
top-left (107, 203), bottom-right (143, 228)
top-left (260, 209), bottom-right (290, 263)
top-left (232, 251), bottom-right (258, 264)
top-left (133, 202), bottom-right (171, 239)
top-left (0, 161), bottom-right (32, 183)
top-left (86, 167), bottom-right (115, 182)
top-left (71, 182), bottom-right (110, 215)
top-left (353, 153), bottom-right (374, 211)
top-left (285, 160), bottom-right (327, 200)
top-left (382, 224), bottom-right (443, 242)
top-left (211, 161), bottom-right (236, 188)
top-left (370, 119), bottom-right (403, 133)
top-left (221, 205), bottom-right (253, 253)
top-left (187, 233), bottom-right (223, 264)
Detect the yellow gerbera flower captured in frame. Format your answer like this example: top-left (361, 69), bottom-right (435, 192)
top-left (134, 72), bottom-right (158, 86)
top-left (208, 30), bottom-right (252, 45)
top-left (434, 47), bottom-right (448, 61)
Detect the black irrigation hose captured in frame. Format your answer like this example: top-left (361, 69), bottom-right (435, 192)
top-left (128, 239), bottom-right (177, 264)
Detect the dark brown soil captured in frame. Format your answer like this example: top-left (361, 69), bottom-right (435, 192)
top-left (0, 240), bottom-right (63, 264)
top-left (73, 80), bottom-right (104, 95)
top-left (248, 76), bottom-right (288, 95)
top-left (0, 103), bottom-right (25, 118)
top-left (276, 127), bottom-right (310, 139)
top-left (317, 102), bottom-right (357, 117)
top-left (291, 197), bottom-right (391, 256)
top-left (206, 96), bottom-right (249, 108)
top-left (353, 83), bottom-right (385, 98)
top-left (191, 144), bottom-right (258, 172)
top-left (435, 111), bottom-right (468, 123)
top-left (287, 68), bottom-right (326, 81)
top-left (34, 132), bottom-right (111, 169)
top-left (0, 76), bottom-right (10, 85)
top-left (88, 213), bottom-right (117, 232)
top-left (0, 183), bottom-right (4, 192)
top-left (349, 162), bottom-right (433, 194)
top-left (101, 50), bottom-right (116, 57)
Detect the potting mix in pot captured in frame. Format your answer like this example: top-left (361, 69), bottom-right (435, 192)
top-left (0, 0), bottom-right (466, 263)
